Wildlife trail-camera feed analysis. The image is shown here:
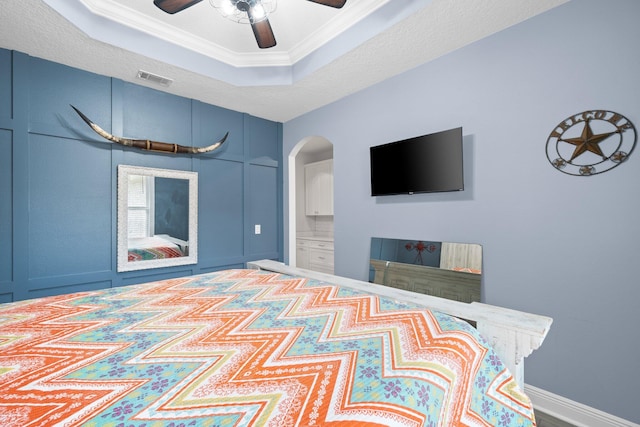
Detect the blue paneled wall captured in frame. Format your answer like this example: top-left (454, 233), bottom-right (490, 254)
top-left (0, 49), bottom-right (283, 302)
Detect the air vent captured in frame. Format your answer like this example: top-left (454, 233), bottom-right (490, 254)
top-left (136, 70), bottom-right (173, 87)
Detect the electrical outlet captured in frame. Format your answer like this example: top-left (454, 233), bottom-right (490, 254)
top-left (254, 224), bottom-right (261, 235)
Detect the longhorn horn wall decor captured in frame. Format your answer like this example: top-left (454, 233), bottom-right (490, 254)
top-left (71, 105), bottom-right (229, 154)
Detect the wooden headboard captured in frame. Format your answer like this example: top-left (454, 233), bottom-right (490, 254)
top-left (370, 259), bottom-right (481, 303)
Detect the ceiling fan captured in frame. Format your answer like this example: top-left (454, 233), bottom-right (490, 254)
top-left (153, 0), bottom-right (347, 49)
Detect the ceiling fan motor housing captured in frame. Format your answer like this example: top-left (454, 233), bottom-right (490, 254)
top-left (234, 0), bottom-right (252, 11)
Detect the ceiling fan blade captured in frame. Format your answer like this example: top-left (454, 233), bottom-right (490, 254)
top-left (249, 17), bottom-right (277, 49)
top-left (307, 0), bottom-right (346, 8)
top-left (153, 0), bottom-right (203, 14)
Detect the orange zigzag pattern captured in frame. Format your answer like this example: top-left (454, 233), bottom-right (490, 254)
top-left (0, 269), bottom-right (533, 426)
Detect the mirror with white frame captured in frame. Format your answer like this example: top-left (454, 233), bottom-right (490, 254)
top-left (117, 165), bottom-right (198, 272)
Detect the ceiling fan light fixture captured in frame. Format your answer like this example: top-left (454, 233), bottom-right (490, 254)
top-left (251, 4), bottom-right (267, 20)
top-left (209, 0), bottom-right (277, 24)
top-left (219, 0), bottom-right (236, 16)
top-left (156, 0), bottom-right (345, 50)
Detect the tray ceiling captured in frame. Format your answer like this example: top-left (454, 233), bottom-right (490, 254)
top-left (0, 0), bottom-right (567, 122)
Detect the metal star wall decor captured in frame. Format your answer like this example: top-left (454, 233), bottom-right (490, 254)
top-left (546, 110), bottom-right (636, 176)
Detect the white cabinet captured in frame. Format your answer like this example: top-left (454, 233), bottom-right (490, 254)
top-left (305, 159), bottom-right (333, 216)
top-left (308, 240), bottom-right (334, 274)
top-left (296, 237), bottom-right (334, 274)
top-left (296, 240), bottom-right (310, 269)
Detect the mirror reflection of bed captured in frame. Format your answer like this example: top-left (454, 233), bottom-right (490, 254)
top-left (117, 165), bottom-right (198, 272)
top-left (128, 234), bottom-right (188, 261)
top-left (369, 237), bottom-right (482, 303)
top-left (126, 174), bottom-right (189, 262)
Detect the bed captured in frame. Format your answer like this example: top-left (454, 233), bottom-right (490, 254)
top-left (0, 261), bottom-right (551, 426)
top-left (127, 234), bottom-right (188, 262)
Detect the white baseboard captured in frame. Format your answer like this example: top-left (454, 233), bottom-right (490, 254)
top-left (525, 384), bottom-right (639, 427)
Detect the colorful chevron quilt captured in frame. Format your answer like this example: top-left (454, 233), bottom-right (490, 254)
top-left (128, 235), bottom-right (186, 262)
top-left (128, 246), bottom-right (185, 261)
top-left (0, 269), bottom-right (536, 426)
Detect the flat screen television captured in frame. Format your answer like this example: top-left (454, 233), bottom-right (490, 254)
top-left (370, 127), bottom-right (464, 196)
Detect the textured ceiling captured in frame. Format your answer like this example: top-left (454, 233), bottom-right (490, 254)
top-left (0, 0), bottom-right (568, 122)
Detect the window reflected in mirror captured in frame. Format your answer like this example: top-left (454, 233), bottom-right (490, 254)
top-left (117, 165), bottom-right (198, 272)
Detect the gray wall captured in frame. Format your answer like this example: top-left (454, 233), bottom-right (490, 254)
top-left (283, 0), bottom-right (639, 422)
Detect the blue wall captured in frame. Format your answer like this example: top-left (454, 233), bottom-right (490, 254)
top-left (0, 50), bottom-right (282, 302)
top-left (154, 177), bottom-right (190, 242)
top-left (283, 0), bottom-right (639, 422)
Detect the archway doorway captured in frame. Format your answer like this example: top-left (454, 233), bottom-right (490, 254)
top-left (288, 136), bottom-right (333, 270)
